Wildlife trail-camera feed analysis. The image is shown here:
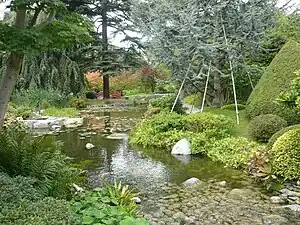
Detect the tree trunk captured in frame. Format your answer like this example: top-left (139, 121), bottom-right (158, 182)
top-left (102, 0), bottom-right (110, 99)
top-left (212, 72), bottom-right (223, 108)
top-left (0, 53), bottom-right (24, 128)
top-left (0, 9), bottom-right (26, 129)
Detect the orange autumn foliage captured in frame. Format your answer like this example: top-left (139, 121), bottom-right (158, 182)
top-left (86, 71), bottom-right (103, 89)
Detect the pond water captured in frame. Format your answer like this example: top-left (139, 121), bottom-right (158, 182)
top-left (55, 107), bottom-right (300, 225)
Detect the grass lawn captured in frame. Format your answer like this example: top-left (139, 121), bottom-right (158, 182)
top-left (204, 107), bottom-right (250, 138)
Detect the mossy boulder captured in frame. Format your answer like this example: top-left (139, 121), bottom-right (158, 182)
top-left (246, 40), bottom-right (300, 124)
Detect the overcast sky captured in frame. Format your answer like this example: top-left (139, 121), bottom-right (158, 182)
top-left (0, 0), bottom-right (299, 47)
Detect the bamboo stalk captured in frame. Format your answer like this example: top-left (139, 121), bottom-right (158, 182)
top-left (222, 24), bottom-right (240, 125)
top-left (200, 61), bottom-right (211, 113)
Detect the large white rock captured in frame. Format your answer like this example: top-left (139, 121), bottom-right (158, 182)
top-left (171, 138), bottom-right (191, 155)
top-left (85, 143), bottom-right (95, 150)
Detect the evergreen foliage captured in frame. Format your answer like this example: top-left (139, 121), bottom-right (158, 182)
top-left (0, 173), bottom-right (72, 225)
top-left (208, 137), bottom-right (259, 169)
top-left (267, 124), bottom-right (300, 150)
top-left (0, 126), bottom-right (81, 199)
top-left (271, 129), bottom-right (300, 180)
top-left (248, 114), bottom-right (287, 143)
top-left (246, 40), bottom-right (300, 124)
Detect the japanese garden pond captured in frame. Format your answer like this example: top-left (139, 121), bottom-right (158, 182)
top-left (52, 106), bottom-right (300, 225)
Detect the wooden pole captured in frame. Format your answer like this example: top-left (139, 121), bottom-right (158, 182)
top-left (200, 61), bottom-right (212, 113)
top-left (222, 24), bottom-right (240, 125)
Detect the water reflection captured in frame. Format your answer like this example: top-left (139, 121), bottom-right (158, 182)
top-left (56, 108), bottom-right (258, 193)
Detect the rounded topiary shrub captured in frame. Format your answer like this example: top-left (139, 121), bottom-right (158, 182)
top-left (221, 103), bottom-right (246, 110)
top-left (85, 91), bottom-right (97, 99)
top-left (271, 129), bottom-right (300, 180)
top-left (267, 124), bottom-right (300, 150)
top-left (246, 40), bottom-right (300, 124)
top-left (183, 112), bottom-right (234, 138)
top-left (248, 114), bottom-right (287, 143)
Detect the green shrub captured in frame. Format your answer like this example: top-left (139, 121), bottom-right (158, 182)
top-left (154, 130), bottom-right (194, 149)
top-left (271, 129), bottom-right (300, 180)
top-left (246, 40), bottom-right (300, 124)
top-left (143, 107), bottom-right (161, 118)
top-left (0, 127), bottom-right (81, 198)
top-left (267, 124), bottom-right (300, 150)
top-left (208, 137), bottom-right (259, 168)
top-left (221, 104), bottom-right (246, 110)
top-left (9, 105), bottom-right (33, 119)
top-left (184, 94), bottom-right (202, 107)
top-left (86, 91), bottom-right (97, 99)
top-left (11, 88), bottom-right (72, 108)
top-left (190, 133), bottom-right (216, 154)
top-left (248, 114), bottom-right (288, 143)
top-left (149, 94), bottom-right (184, 114)
top-left (71, 98), bottom-right (87, 109)
top-left (130, 112), bottom-right (185, 148)
top-left (183, 112), bottom-right (234, 137)
top-left (0, 173), bottom-right (73, 225)
top-left (42, 107), bottom-right (78, 118)
top-left (71, 184), bottom-right (148, 225)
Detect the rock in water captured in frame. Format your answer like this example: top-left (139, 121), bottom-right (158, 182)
top-left (171, 138), bottom-right (191, 155)
top-left (228, 188), bottom-right (253, 200)
top-left (270, 196), bottom-right (286, 204)
top-left (282, 204), bottom-right (300, 212)
top-left (182, 177), bottom-right (202, 187)
top-left (85, 143), bottom-right (95, 150)
top-left (131, 197), bottom-right (142, 204)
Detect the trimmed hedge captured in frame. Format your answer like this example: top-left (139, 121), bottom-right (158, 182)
top-left (267, 124), bottom-right (300, 150)
top-left (221, 104), bottom-right (246, 110)
top-left (246, 40), bottom-right (300, 124)
top-left (248, 114), bottom-right (288, 143)
top-left (271, 129), bottom-right (300, 180)
top-left (183, 112), bottom-right (234, 136)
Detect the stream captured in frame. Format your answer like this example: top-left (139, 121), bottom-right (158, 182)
top-left (54, 106), bottom-right (299, 225)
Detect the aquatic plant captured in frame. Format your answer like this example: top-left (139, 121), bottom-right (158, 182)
top-left (71, 182), bottom-right (148, 225)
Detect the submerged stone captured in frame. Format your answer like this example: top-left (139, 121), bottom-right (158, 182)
top-left (262, 215), bottom-right (288, 225)
top-left (270, 196), bottom-right (286, 204)
top-left (282, 204), bottom-right (300, 212)
top-left (106, 133), bottom-right (127, 140)
top-left (228, 188), bottom-right (253, 200)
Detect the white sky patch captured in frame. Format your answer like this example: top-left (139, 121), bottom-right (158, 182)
top-left (0, 0), bottom-right (298, 47)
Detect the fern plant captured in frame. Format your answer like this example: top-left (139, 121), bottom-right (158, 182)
top-left (102, 179), bottom-right (139, 216)
top-left (0, 126), bottom-right (81, 199)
